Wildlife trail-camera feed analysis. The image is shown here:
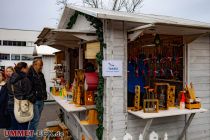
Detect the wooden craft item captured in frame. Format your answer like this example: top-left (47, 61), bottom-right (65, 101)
top-left (143, 99), bottom-right (159, 113)
top-left (186, 83), bottom-right (196, 100)
top-left (76, 86), bottom-right (81, 107)
top-left (131, 85), bottom-right (142, 111)
top-left (154, 83), bottom-right (170, 110)
top-left (167, 86), bottom-right (175, 108)
top-left (185, 102), bottom-right (201, 110)
top-left (73, 69), bottom-right (86, 106)
top-left (185, 83), bottom-right (201, 109)
top-left (73, 69), bottom-right (78, 103)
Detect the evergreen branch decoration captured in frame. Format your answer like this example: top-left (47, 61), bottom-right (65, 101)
top-left (67, 11), bottom-right (105, 140)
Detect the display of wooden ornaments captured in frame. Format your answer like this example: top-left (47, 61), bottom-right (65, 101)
top-left (126, 81), bottom-right (202, 114)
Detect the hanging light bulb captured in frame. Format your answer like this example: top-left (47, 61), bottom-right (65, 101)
top-left (32, 46), bottom-right (38, 56)
top-left (154, 34), bottom-right (160, 46)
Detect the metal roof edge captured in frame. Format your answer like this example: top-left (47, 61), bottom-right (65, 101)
top-left (154, 22), bottom-right (210, 31)
top-left (64, 5), bottom-right (210, 30)
top-left (52, 29), bottom-right (96, 34)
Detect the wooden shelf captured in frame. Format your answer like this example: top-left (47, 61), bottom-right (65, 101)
top-left (128, 108), bottom-right (207, 119)
top-left (155, 78), bottom-right (183, 83)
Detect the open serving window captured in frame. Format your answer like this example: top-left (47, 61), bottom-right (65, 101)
top-left (126, 22), bottom-right (209, 111)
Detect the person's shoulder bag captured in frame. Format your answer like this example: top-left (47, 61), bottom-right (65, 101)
top-left (11, 84), bottom-right (34, 123)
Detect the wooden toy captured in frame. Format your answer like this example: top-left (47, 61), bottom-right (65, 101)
top-left (131, 85), bottom-right (142, 111)
top-left (167, 86), bottom-right (175, 108)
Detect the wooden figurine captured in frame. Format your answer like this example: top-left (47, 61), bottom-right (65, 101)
top-left (131, 85), bottom-right (141, 111)
top-left (167, 86), bottom-right (176, 108)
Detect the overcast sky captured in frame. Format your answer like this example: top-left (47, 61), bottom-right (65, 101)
top-left (0, 0), bottom-right (210, 31)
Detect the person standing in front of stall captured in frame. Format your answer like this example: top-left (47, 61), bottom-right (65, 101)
top-left (27, 58), bottom-right (47, 140)
top-left (7, 62), bottom-right (34, 140)
top-left (0, 71), bottom-right (11, 129)
top-left (5, 66), bottom-right (15, 80)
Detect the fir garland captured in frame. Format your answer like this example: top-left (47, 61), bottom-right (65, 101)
top-left (67, 11), bottom-right (105, 140)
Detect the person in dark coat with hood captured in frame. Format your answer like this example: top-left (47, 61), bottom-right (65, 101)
top-left (0, 71), bottom-right (10, 129)
top-left (7, 62), bottom-right (34, 140)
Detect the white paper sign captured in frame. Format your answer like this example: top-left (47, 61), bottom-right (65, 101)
top-left (102, 60), bottom-right (123, 77)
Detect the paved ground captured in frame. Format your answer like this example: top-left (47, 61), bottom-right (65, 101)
top-left (0, 103), bottom-right (60, 140)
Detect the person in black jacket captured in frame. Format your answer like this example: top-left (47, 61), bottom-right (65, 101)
top-left (27, 58), bottom-right (47, 140)
top-left (0, 71), bottom-right (10, 129)
top-left (7, 62), bottom-right (34, 140)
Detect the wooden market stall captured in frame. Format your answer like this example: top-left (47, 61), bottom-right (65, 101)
top-left (35, 5), bottom-right (210, 140)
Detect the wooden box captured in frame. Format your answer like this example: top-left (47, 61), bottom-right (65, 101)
top-left (186, 102), bottom-right (201, 110)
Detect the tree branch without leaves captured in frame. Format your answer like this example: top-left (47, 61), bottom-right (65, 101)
top-left (83, 0), bottom-right (101, 8)
top-left (57, 0), bottom-right (143, 13)
top-left (124, 0), bottom-right (143, 12)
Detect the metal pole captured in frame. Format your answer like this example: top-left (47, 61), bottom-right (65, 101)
top-left (178, 113), bottom-right (195, 140)
top-left (143, 119), bottom-right (153, 140)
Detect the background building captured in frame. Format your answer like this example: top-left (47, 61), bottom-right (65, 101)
top-left (0, 28), bottom-right (59, 96)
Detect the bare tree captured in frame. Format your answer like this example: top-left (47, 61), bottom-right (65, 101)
top-left (57, 0), bottom-right (143, 13)
top-left (112, 0), bottom-right (126, 11)
top-left (83, 0), bottom-right (100, 8)
top-left (82, 0), bottom-right (143, 12)
top-left (124, 0), bottom-right (143, 12)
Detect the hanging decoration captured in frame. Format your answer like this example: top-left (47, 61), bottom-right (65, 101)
top-left (67, 11), bottom-right (105, 140)
top-left (154, 34), bottom-right (161, 46)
